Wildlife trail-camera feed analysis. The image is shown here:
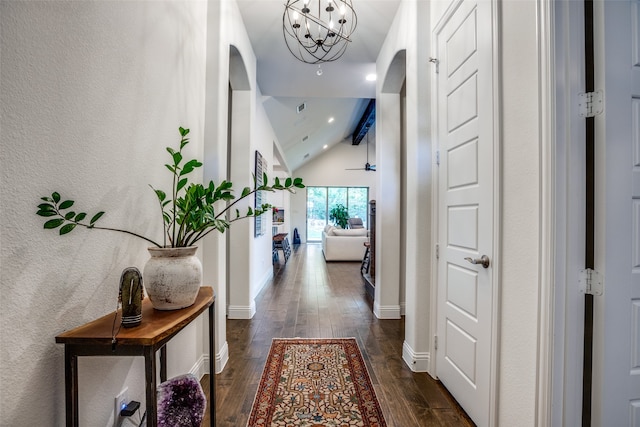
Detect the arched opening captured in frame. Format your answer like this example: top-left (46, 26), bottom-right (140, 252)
top-left (226, 45), bottom-right (254, 319)
top-left (374, 50), bottom-right (407, 320)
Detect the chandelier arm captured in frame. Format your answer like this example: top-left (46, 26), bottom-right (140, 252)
top-left (284, 3), bottom-right (354, 43)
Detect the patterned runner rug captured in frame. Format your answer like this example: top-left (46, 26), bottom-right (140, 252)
top-left (248, 338), bottom-right (387, 427)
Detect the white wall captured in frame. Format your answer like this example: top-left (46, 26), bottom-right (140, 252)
top-left (377, 0), bottom-right (433, 364)
top-left (250, 92), bottom-right (283, 302)
top-left (371, 0), bottom-right (545, 423)
top-left (203, 0), bottom-right (282, 355)
top-left (290, 137), bottom-right (377, 243)
top-left (496, 1), bottom-right (542, 423)
top-left (0, 2), bottom-right (207, 425)
top-left (207, 3), bottom-right (285, 321)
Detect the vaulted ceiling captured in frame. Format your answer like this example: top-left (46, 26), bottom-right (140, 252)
top-left (235, 0), bottom-right (401, 172)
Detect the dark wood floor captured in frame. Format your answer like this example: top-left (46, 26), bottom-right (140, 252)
top-left (202, 243), bottom-right (474, 426)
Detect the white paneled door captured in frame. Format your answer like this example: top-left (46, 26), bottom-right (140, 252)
top-left (594, 0), bottom-right (640, 424)
top-left (434, 0), bottom-right (496, 426)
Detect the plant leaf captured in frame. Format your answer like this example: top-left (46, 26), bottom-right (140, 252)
top-left (180, 159), bottom-right (202, 176)
top-left (176, 178), bottom-right (188, 192)
top-left (36, 210), bottom-right (57, 217)
top-left (75, 212), bottom-right (87, 221)
top-left (285, 177), bottom-right (292, 187)
top-left (44, 218), bottom-right (65, 229)
top-left (90, 211), bottom-right (105, 225)
top-left (154, 188), bottom-right (166, 202)
top-left (241, 187), bottom-right (251, 198)
top-left (172, 152), bottom-right (183, 166)
top-left (64, 211), bottom-right (75, 220)
top-left (59, 200), bottom-right (74, 210)
top-left (37, 203), bottom-right (55, 211)
top-left (52, 192), bottom-right (61, 203)
top-left (59, 223), bottom-right (76, 235)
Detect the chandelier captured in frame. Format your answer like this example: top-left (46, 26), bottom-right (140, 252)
top-left (282, 0), bottom-right (357, 64)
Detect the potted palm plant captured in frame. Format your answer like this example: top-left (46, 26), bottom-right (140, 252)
top-left (36, 127), bottom-right (304, 309)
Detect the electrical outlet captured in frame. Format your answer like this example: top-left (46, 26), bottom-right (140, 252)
top-left (114, 387), bottom-right (129, 427)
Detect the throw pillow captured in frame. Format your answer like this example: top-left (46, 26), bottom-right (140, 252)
top-left (332, 228), bottom-right (368, 236)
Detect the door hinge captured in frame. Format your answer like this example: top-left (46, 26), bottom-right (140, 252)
top-left (429, 57), bottom-right (440, 74)
top-left (436, 244), bottom-right (439, 259)
top-left (436, 150), bottom-right (440, 166)
top-left (434, 335), bottom-right (438, 351)
top-left (579, 268), bottom-right (603, 296)
top-left (578, 90), bottom-right (604, 118)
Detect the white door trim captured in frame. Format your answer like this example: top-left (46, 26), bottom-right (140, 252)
top-left (536, 0), bottom-right (556, 424)
top-left (429, 1), bottom-right (501, 425)
top-left (488, 2), bottom-right (502, 425)
top-left (550, 1), bottom-right (587, 425)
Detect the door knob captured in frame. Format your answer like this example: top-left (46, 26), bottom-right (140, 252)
top-left (464, 255), bottom-right (490, 269)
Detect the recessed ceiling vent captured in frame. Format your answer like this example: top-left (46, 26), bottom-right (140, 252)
top-left (297, 102), bottom-right (306, 113)
top-left (303, 153), bottom-right (310, 159)
top-left (302, 135), bottom-right (309, 142)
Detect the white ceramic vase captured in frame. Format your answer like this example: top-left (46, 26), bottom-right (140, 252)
top-left (143, 246), bottom-right (202, 310)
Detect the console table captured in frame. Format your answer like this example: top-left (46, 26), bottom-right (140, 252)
top-left (55, 286), bottom-right (215, 427)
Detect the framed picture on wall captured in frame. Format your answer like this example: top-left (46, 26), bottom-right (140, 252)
top-left (254, 150), bottom-right (266, 237)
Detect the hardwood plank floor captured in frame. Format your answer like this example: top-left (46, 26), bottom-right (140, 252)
top-left (202, 243), bottom-right (474, 426)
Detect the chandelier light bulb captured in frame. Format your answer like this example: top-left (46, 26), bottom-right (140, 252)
top-left (293, 11), bottom-right (299, 21)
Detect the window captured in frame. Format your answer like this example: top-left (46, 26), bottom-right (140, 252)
top-left (306, 186), bottom-right (369, 241)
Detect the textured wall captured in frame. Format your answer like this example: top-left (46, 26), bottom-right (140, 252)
top-left (0, 2), bottom-right (207, 425)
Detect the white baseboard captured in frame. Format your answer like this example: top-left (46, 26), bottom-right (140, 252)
top-left (373, 302), bottom-right (401, 319)
top-left (402, 340), bottom-right (430, 372)
top-left (253, 268), bottom-right (273, 300)
top-left (190, 354), bottom-right (208, 378)
top-left (227, 302), bottom-right (256, 319)
top-left (193, 340), bottom-right (229, 378)
top-left (215, 340), bottom-right (229, 374)
top-left (400, 301), bottom-right (406, 316)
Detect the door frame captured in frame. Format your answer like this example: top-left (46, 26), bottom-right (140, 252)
top-left (549, 1), bottom-right (588, 425)
top-left (429, 0), bottom-right (502, 424)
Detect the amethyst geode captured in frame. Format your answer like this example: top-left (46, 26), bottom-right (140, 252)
top-left (157, 373), bottom-right (207, 426)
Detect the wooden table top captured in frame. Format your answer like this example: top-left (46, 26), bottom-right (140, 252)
top-left (55, 287), bottom-right (214, 347)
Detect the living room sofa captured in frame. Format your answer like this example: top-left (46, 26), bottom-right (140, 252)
top-left (321, 225), bottom-right (369, 261)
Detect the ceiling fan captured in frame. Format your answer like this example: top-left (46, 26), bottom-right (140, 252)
top-left (346, 132), bottom-right (376, 172)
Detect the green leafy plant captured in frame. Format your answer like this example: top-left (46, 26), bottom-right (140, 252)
top-left (36, 127), bottom-right (304, 248)
top-left (329, 204), bottom-right (349, 229)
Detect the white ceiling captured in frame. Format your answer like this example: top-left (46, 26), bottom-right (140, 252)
top-left (236, 0), bottom-right (401, 172)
